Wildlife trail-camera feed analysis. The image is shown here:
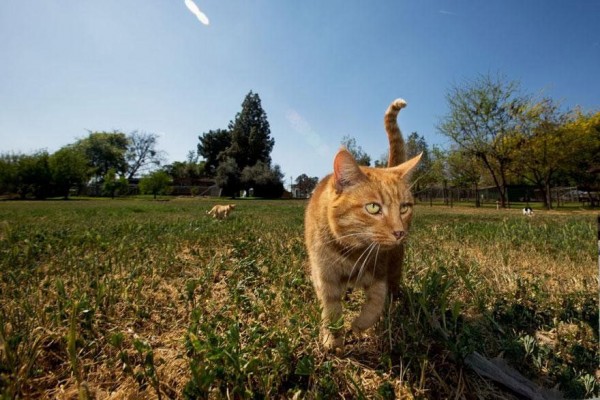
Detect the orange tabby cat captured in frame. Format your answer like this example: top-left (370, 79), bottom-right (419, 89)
top-left (207, 204), bottom-right (236, 220)
top-left (304, 99), bottom-right (421, 351)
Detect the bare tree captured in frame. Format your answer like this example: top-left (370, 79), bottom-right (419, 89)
top-left (438, 74), bottom-right (525, 207)
top-left (126, 131), bottom-right (166, 179)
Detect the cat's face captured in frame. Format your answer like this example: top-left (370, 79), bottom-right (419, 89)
top-left (328, 150), bottom-right (420, 249)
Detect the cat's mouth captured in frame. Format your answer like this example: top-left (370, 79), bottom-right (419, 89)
top-left (375, 231), bottom-right (408, 248)
top-left (335, 230), bottom-right (406, 249)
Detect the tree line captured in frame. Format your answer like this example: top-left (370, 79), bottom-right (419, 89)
top-left (1, 78), bottom-right (598, 206)
top-left (0, 91), bottom-right (284, 199)
top-left (437, 74), bottom-right (599, 209)
top-left (0, 130), bottom-right (167, 199)
top-left (302, 74), bottom-right (599, 210)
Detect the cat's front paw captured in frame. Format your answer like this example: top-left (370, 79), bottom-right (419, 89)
top-left (321, 329), bottom-right (344, 353)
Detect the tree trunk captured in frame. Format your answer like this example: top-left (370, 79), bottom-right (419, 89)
top-left (545, 183), bottom-right (552, 210)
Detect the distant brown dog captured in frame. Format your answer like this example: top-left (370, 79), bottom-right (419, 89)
top-left (207, 204), bottom-right (236, 220)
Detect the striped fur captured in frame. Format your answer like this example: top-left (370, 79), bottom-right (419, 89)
top-left (384, 98), bottom-right (407, 167)
top-left (304, 98), bottom-right (420, 351)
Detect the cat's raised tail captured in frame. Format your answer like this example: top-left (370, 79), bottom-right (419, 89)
top-left (384, 98), bottom-right (408, 168)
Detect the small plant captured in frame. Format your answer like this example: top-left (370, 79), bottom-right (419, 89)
top-left (0, 200), bottom-right (597, 398)
top-left (132, 338), bottom-right (162, 400)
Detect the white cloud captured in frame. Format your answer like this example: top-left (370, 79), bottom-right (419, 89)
top-left (184, 0), bottom-right (210, 26)
top-left (438, 10), bottom-right (459, 16)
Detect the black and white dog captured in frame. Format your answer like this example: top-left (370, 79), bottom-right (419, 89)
top-left (522, 206), bottom-right (534, 216)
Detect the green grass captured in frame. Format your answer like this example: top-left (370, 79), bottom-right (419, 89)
top-left (0, 199), bottom-right (597, 398)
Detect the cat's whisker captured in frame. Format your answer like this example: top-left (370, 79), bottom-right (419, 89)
top-left (319, 232), bottom-right (371, 246)
top-left (329, 244), bottom-right (359, 267)
top-left (371, 244), bottom-right (381, 278)
top-left (355, 242), bottom-right (378, 284)
top-left (347, 242), bottom-right (374, 283)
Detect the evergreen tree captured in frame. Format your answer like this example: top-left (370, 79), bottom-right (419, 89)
top-left (197, 129), bottom-right (231, 176)
top-left (225, 91), bottom-right (274, 170)
top-left (215, 157), bottom-right (241, 197)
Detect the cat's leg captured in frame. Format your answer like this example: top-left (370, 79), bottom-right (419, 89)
top-left (351, 279), bottom-right (387, 334)
top-left (320, 290), bottom-right (344, 350)
top-left (312, 272), bottom-right (345, 350)
top-left (386, 246), bottom-right (404, 299)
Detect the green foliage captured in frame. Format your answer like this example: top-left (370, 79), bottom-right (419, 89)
top-left (341, 135), bottom-right (371, 166)
top-left (438, 73), bottom-right (526, 207)
top-left (241, 161), bottom-right (284, 198)
top-left (0, 196), bottom-right (596, 398)
top-left (0, 153), bottom-right (21, 195)
top-left (225, 91), bottom-right (274, 170)
top-left (197, 129), bottom-right (231, 176)
top-left (74, 131), bottom-right (129, 182)
top-left (405, 132), bottom-right (432, 188)
top-left (15, 150), bottom-right (52, 199)
top-left (198, 92), bottom-right (282, 197)
top-left (164, 152), bottom-right (206, 186)
top-left (562, 110), bottom-right (600, 198)
top-left (138, 170), bottom-right (171, 199)
top-left (294, 174), bottom-right (318, 197)
top-left (102, 168), bottom-right (129, 198)
top-left (215, 157), bottom-right (241, 197)
top-left (49, 146), bottom-right (90, 199)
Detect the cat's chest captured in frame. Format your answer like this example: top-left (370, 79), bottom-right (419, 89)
top-left (333, 246), bottom-right (390, 283)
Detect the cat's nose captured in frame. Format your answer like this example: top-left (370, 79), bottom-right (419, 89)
top-left (392, 230), bottom-right (405, 240)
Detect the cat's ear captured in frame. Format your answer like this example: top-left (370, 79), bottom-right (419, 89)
top-left (390, 152), bottom-right (422, 178)
top-left (333, 148), bottom-right (366, 193)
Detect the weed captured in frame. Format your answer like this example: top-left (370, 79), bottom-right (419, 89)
top-left (0, 200), bottom-right (597, 398)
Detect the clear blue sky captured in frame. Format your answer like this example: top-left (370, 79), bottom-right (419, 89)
top-left (1, 1), bottom-right (599, 185)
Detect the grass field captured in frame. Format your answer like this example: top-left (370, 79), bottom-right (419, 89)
top-left (0, 199), bottom-right (597, 399)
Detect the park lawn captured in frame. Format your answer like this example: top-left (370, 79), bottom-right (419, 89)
top-left (0, 199), bottom-right (597, 398)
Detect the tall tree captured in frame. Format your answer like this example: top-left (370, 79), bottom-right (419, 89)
top-left (16, 151), bottom-right (52, 199)
top-left (438, 74), bottom-right (525, 207)
top-left (75, 131), bottom-right (129, 182)
top-left (511, 98), bottom-right (572, 209)
top-left (49, 146), bottom-right (90, 199)
top-left (561, 109), bottom-right (600, 206)
top-left (215, 157), bottom-right (241, 198)
top-left (240, 162), bottom-right (284, 198)
top-left (446, 148), bottom-right (485, 206)
top-left (139, 170), bottom-right (172, 199)
top-left (164, 152), bottom-right (206, 186)
top-left (341, 135), bottom-right (371, 166)
top-left (225, 91), bottom-right (274, 170)
top-left (125, 131), bottom-right (165, 179)
top-left (197, 129), bottom-right (231, 176)
top-left (295, 174), bottom-right (319, 197)
top-left (405, 132), bottom-right (432, 194)
top-left (102, 168), bottom-right (129, 198)
top-left (0, 153), bottom-right (20, 195)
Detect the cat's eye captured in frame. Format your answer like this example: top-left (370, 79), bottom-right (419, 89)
top-left (365, 203), bottom-right (382, 215)
top-left (400, 203), bottom-right (412, 214)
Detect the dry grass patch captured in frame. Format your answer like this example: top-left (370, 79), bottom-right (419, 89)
top-left (0, 200), bottom-right (597, 398)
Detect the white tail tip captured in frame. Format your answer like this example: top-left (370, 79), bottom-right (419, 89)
top-left (392, 98), bottom-right (407, 110)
